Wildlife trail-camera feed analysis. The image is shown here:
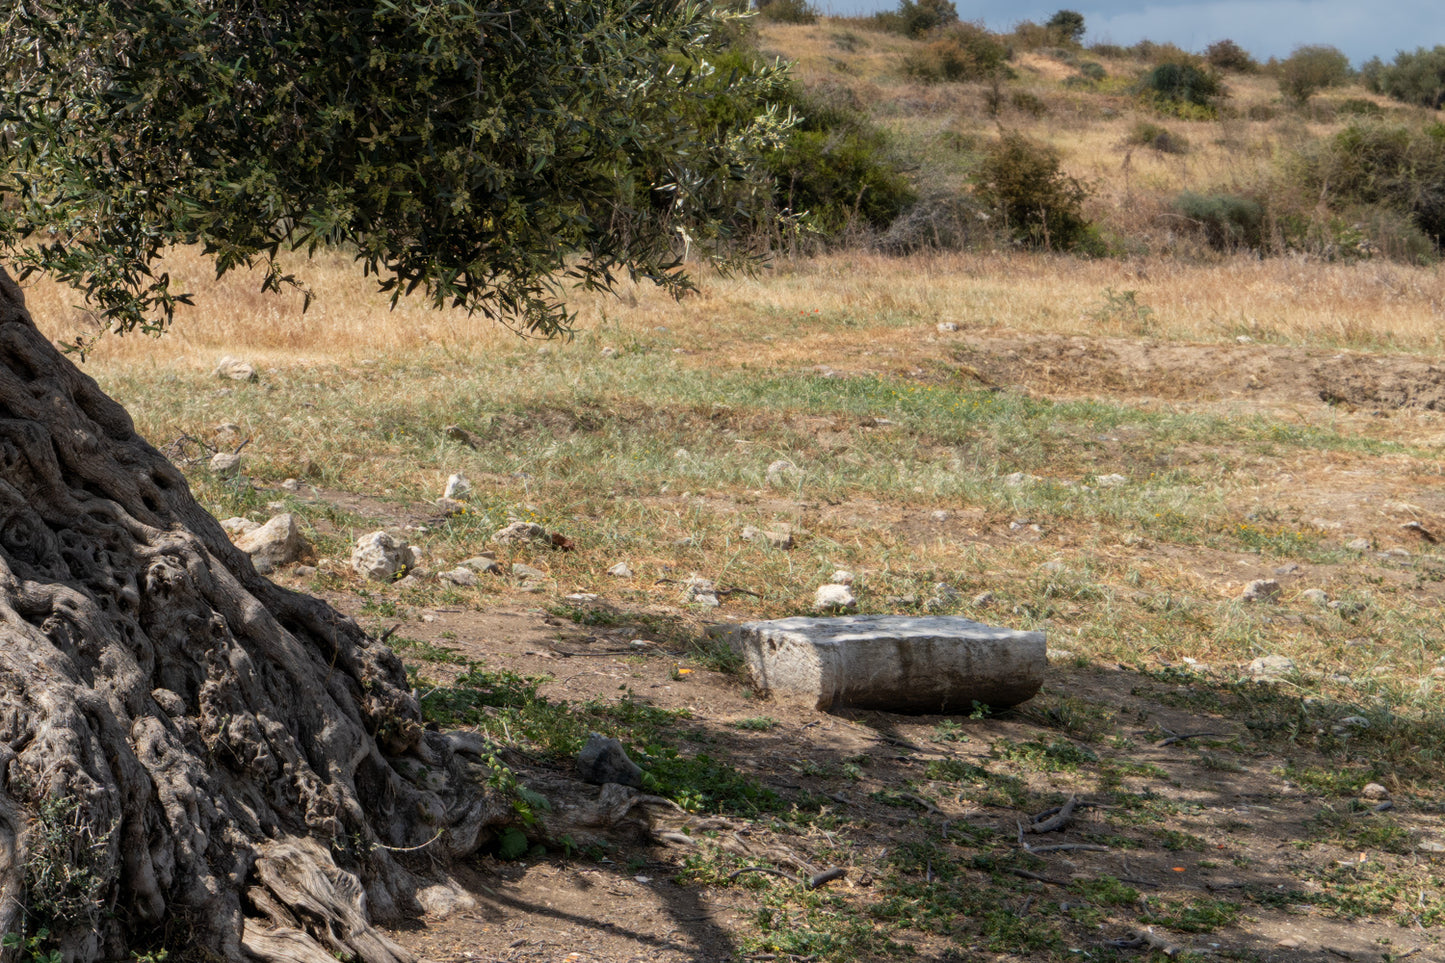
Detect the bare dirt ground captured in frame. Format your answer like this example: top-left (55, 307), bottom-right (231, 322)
top-left (269, 329), bottom-right (1445, 963)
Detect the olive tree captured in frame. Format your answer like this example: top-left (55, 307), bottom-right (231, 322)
top-left (0, 1), bottom-right (784, 960)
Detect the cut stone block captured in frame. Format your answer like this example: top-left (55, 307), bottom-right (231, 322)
top-left (729, 615), bottom-right (1045, 713)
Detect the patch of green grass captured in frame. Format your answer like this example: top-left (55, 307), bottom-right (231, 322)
top-left (730, 716), bottom-right (779, 731)
top-left (1068, 875), bottom-right (1140, 906)
top-left (990, 737), bottom-right (1098, 771)
top-left (1142, 896), bottom-right (1241, 932)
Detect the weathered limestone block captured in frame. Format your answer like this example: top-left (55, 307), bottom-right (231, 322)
top-left (728, 615), bottom-right (1045, 713)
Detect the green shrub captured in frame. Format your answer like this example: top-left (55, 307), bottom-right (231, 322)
top-left (1045, 10), bottom-right (1086, 45)
top-left (1006, 20), bottom-right (1054, 51)
top-left (1205, 39), bottom-right (1257, 73)
top-left (1338, 98), bottom-right (1385, 117)
top-left (1127, 121), bottom-right (1189, 154)
top-left (1278, 44), bottom-right (1351, 106)
top-left (1011, 90), bottom-right (1048, 116)
top-left (1078, 61), bottom-right (1107, 81)
top-left (1373, 46), bottom-right (1445, 109)
top-left (872, 0), bottom-right (959, 38)
top-left (757, 0), bottom-right (817, 24)
top-left (1173, 192), bottom-right (1265, 250)
top-left (1138, 61), bottom-right (1224, 115)
top-left (973, 130), bottom-right (1098, 251)
top-left (902, 22), bottom-right (1011, 83)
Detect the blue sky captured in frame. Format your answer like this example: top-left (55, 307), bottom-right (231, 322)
top-left (808, 1), bottom-right (1444, 65)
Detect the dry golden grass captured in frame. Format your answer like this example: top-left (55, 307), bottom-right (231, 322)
top-left (23, 247), bottom-right (1444, 380)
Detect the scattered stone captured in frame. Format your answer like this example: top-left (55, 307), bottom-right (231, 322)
top-left (1361, 782), bottom-right (1391, 800)
top-left (576, 733), bottom-right (643, 787)
top-left (1248, 654), bottom-right (1296, 681)
top-left (814, 583), bottom-right (857, 612)
top-left (924, 582), bottom-right (961, 612)
top-left (885, 595), bottom-right (919, 607)
top-left (766, 459), bottom-right (799, 486)
top-left (936, 321), bottom-right (959, 333)
top-left (234, 513), bottom-right (311, 575)
top-left (293, 565), bottom-right (317, 578)
top-left (493, 521), bottom-right (549, 545)
top-left (511, 562), bottom-right (548, 581)
top-left (930, 510), bottom-right (950, 521)
top-left (213, 356), bottom-right (256, 381)
top-left (435, 497), bottom-right (466, 515)
top-left (1337, 715), bottom-right (1371, 731)
top-left (684, 575), bottom-right (720, 607)
top-left (972, 591), bottom-right (996, 608)
top-left (600, 346), bottom-right (618, 357)
top-left (726, 615), bottom-right (1046, 712)
top-left (607, 562), bottom-right (634, 578)
top-left (220, 517), bottom-right (260, 536)
top-left (564, 592), bottom-right (599, 603)
top-left (1274, 563), bottom-right (1301, 576)
top-left (459, 555), bottom-right (503, 575)
top-left (1382, 547), bottom-right (1412, 558)
top-left (209, 452), bottom-right (242, 475)
top-left (439, 567), bottom-right (479, 588)
top-left (351, 531), bottom-right (412, 582)
top-left (443, 473), bottom-right (471, 500)
top-left (831, 570), bottom-right (856, 586)
top-left (741, 525), bottom-right (794, 549)
top-left (1048, 648), bottom-right (1075, 662)
top-left (1008, 519), bottom-right (1032, 531)
top-left (1095, 473), bottom-right (1127, 487)
top-left (1299, 588), bottom-right (1330, 606)
top-left (281, 478), bottom-right (302, 492)
top-left (1238, 579), bottom-right (1282, 603)
top-left (1276, 938), bottom-right (1302, 950)
top-left (1345, 537), bottom-right (1371, 551)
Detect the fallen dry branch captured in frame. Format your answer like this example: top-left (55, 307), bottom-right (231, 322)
top-left (1027, 794), bottom-right (1078, 832)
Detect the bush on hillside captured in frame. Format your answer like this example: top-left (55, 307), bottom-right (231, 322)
top-left (973, 130), bottom-right (1098, 252)
top-left (872, 0), bottom-right (959, 38)
top-left (1285, 121), bottom-right (1445, 255)
top-left (1138, 61), bottom-right (1224, 115)
top-left (1006, 20), bottom-right (1055, 51)
top-left (1173, 192), bottom-right (1265, 250)
top-left (1045, 10), bottom-right (1086, 45)
top-left (1127, 121), bottom-right (1189, 154)
top-left (1277, 44), bottom-right (1351, 106)
top-left (902, 22), bottom-right (1011, 83)
top-left (1205, 39), bottom-right (1258, 73)
top-left (1372, 46), bottom-right (1445, 109)
top-left (757, 0), bottom-right (818, 24)
top-left (875, 194), bottom-right (993, 253)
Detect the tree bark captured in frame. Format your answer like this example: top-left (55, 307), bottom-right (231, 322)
top-left (0, 268), bottom-right (512, 961)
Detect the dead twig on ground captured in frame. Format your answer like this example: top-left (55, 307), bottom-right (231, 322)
top-left (1027, 794), bottom-right (1077, 832)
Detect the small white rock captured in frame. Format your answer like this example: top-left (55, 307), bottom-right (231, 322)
top-left (607, 562), bottom-right (634, 578)
top-left (220, 517), bottom-right (260, 536)
top-left (936, 321), bottom-right (959, 333)
top-left (1095, 473), bottom-right (1127, 487)
top-left (439, 567), bottom-right (479, 587)
top-left (1361, 782), bottom-right (1390, 800)
top-left (684, 576), bottom-right (720, 607)
top-left (443, 473), bottom-right (471, 500)
top-left (493, 521), bottom-right (548, 545)
top-left (831, 570), bottom-right (856, 586)
top-left (1248, 654), bottom-right (1296, 680)
top-left (1239, 579), bottom-right (1282, 603)
top-left (281, 478), bottom-right (302, 492)
top-left (213, 356), bottom-right (256, 381)
top-left (351, 531), bottom-right (411, 582)
top-left (1299, 588), bottom-right (1329, 606)
top-left (209, 452), bottom-right (242, 475)
top-left (814, 583), bottom-right (857, 612)
top-left (512, 562), bottom-right (548, 580)
top-left (1346, 537), bottom-right (1371, 551)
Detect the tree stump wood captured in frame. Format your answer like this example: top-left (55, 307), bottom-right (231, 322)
top-left (0, 268), bottom-right (509, 961)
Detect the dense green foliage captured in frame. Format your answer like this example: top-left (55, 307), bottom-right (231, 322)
top-left (1278, 45), bottom-right (1352, 106)
top-left (973, 131), bottom-right (1096, 252)
top-left (872, 0), bottom-right (960, 38)
top-left (1370, 46), bottom-right (1445, 109)
top-left (1204, 39), bottom-right (1258, 73)
top-left (0, 0), bottom-right (789, 343)
top-left (1045, 10), bottom-right (1086, 45)
top-left (903, 22), bottom-right (1012, 83)
top-left (1138, 61), bottom-right (1224, 114)
top-left (757, 0), bottom-right (818, 25)
top-left (1173, 192), bottom-right (1265, 250)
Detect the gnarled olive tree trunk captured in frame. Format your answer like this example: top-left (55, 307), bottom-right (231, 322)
top-left (0, 269), bottom-right (511, 962)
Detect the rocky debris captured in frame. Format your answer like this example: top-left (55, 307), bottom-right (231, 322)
top-left (741, 525), bottom-right (793, 549)
top-left (766, 459), bottom-right (800, 486)
top-left (936, 321), bottom-right (959, 333)
top-left (1346, 537), bottom-right (1371, 552)
top-left (1361, 782), bottom-right (1391, 801)
top-left (1094, 473), bottom-right (1127, 487)
top-left (924, 582), bottom-right (960, 612)
top-left (1299, 588), bottom-right (1330, 606)
top-left (576, 733), bottom-right (643, 787)
top-left (831, 570), bottom-right (857, 586)
top-left (1248, 654), bottom-right (1296, 681)
top-left (607, 562), bottom-right (633, 578)
top-left (443, 473), bottom-right (471, 500)
top-left (213, 355), bottom-right (256, 381)
top-left (351, 531), bottom-right (412, 582)
top-left (280, 478), bottom-right (302, 492)
top-left (1401, 520), bottom-right (1438, 543)
top-left (209, 452), bottom-right (242, 475)
top-left (460, 555), bottom-right (503, 575)
top-left (1275, 563), bottom-right (1302, 576)
top-left (438, 567), bottom-right (479, 587)
top-left (493, 521), bottom-right (549, 546)
top-left (293, 564), bottom-right (317, 578)
top-left (434, 497), bottom-right (466, 515)
top-left (726, 615), bottom-right (1046, 712)
top-left (814, 583), bottom-right (857, 612)
top-left (972, 591), bottom-right (996, 608)
top-left (234, 513), bottom-right (311, 575)
top-left (511, 562), bottom-right (548, 581)
top-left (563, 593), bottom-right (599, 604)
top-left (1003, 472), bottom-right (1037, 487)
top-left (684, 576), bottom-right (720, 607)
top-left (220, 517), bottom-right (259, 536)
top-left (1239, 579), bottom-right (1282, 603)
